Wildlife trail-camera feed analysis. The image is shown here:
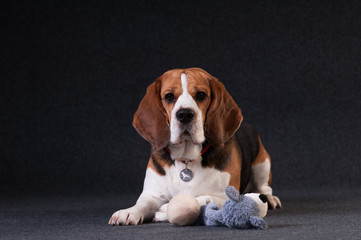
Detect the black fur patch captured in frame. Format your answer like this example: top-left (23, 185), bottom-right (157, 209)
top-left (159, 148), bottom-right (174, 165)
top-left (151, 148), bottom-right (174, 176)
top-left (234, 122), bottom-right (260, 193)
top-left (201, 141), bottom-right (232, 171)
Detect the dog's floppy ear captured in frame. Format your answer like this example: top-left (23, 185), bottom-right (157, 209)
top-left (205, 77), bottom-right (243, 146)
top-left (133, 78), bottom-right (170, 151)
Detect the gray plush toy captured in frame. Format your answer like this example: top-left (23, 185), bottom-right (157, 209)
top-left (199, 186), bottom-right (268, 229)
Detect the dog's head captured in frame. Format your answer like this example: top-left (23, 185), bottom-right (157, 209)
top-left (133, 68), bottom-right (243, 151)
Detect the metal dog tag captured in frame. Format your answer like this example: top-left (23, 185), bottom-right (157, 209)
top-left (180, 168), bottom-right (193, 182)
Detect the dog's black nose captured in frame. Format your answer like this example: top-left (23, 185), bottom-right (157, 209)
top-left (259, 194), bottom-right (268, 203)
top-left (176, 108), bottom-right (195, 124)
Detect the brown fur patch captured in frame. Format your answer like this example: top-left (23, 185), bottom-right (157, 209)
top-left (222, 139), bottom-right (241, 190)
top-left (252, 138), bottom-right (272, 186)
top-left (252, 138), bottom-right (270, 165)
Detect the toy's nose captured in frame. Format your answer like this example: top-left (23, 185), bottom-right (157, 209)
top-left (259, 194), bottom-right (267, 203)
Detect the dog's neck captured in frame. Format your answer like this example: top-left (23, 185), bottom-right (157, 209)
top-left (167, 140), bottom-right (202, 162)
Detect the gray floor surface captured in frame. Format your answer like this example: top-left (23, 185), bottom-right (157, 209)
top-left (1, 188), bottom-right (360, 240)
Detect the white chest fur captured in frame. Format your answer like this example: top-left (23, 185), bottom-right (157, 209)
top-left (139, 161), bottom-right (230, 223)
top-left (164, 140), bottom-right (230, 199)
top-left (164, 159), bottom-right (230, 199)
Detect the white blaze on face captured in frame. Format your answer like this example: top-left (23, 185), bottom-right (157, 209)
top-left (170, 73), bottom-right (205, 145)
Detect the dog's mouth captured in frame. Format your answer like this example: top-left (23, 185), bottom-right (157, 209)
top-left (170, 130), bottom-right (193, 146)
top-left (182, 130), bottom-right (191, 136)
top-left (170, 120), bottom-right (205, 146)
top-left (180, 130), bottom-right (193, 141)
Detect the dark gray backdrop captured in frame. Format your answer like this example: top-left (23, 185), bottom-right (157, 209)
top-left (1, 0), bottom-right (360, 196)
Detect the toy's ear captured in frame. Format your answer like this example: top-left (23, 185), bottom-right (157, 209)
top-left (225, 186), bottom-right (241, 202)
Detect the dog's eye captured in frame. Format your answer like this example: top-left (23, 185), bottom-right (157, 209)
top-left (165, 93), bottom-right (175, 103)
top-left (196, 91), bottom-right (207, 101)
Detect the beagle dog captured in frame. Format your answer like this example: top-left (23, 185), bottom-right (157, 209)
top-left (109, 68), bottom-right (281, 226)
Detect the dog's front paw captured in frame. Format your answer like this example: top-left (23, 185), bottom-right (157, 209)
top-left (153, 203), bottom-right (168, 222)
top-left (108, 208), bottom-right (144, 226)
top-left (196, 196), bottom-right (212, 206)
top-left (266, 195), bottom-right (282, 209)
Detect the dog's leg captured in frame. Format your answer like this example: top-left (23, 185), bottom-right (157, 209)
top-left (108, 194), bottom-right (161, 225)
top-left (152, 195), bottom-right (228, 223)
top-left (109, 169), bottom-right (168, 225)
top-left (153, 203), bottom-right (169, 222)
top-left (251, 157), bottom-right (282, 209)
